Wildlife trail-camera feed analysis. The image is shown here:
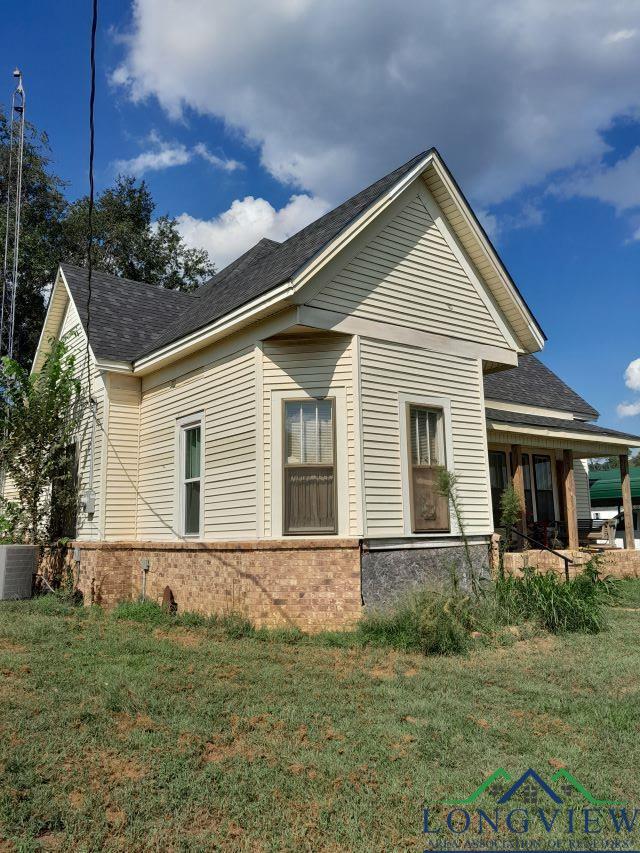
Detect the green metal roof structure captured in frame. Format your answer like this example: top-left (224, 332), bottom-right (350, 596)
top-left (589, 467), bottom-right (640, 505)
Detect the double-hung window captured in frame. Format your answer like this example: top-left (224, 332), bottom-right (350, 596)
top-left (532, 454), bottom-right (555, 522)
top-left (408, 405), bottom-right (450, 533)
top-left (489, 450), bottom-right (509, 525)
top-left (178, 415), bottom-right (203, 537)
top-left (283, 399), bottom-right (336, 535)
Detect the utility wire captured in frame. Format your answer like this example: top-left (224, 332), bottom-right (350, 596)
top-left (85, 0), bottom-right (98, 400)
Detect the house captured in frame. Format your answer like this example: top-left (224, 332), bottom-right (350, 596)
top-left (21, 148), bottom-right (640, 629)
top-left (589, 467), bottom-right (640, 548)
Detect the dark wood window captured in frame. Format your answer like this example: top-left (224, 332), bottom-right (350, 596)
top-left (521, 452), bottom-right (535, 522)
top-left (284, 399), bottom-right (336, 535)
top-left (408, 405), bottom-right (449, 532)
top-left (488, 450), bottom-right (508, 525)
top-left (533, 454), bottom-right (555, 521)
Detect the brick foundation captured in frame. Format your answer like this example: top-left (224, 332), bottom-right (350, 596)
top-left (60, 539), bottom-right (363, 632)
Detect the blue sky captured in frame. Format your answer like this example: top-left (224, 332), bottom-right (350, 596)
top-left (3, 0), bottom-right (640, 430)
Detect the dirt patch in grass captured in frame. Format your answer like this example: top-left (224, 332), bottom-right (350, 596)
top-left (153, 627), bottom-right (203, 648)
top-left (91, 750), bottom-right (147, 783)
top-left (367, 652), bottom-right (422, 680)
top-left (203, 735), bottom-right (257, 764)
top-left (114, 712), bottom-right (162, 737)
top-left (0, 639), bottom-right (27, 654)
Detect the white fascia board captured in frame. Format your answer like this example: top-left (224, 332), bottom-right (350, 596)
top-left (484, 399), bottom-right (575, 421)
top-left (32, 267), bottom-right (101, 375)
top-left (297, 305), bottom-right (518, 366)
top-left (487, 420), bottom-right (638, 449)
top-left (132, 279), bottom-right (295, 375)
top-left (30, 268), bottom-right (68, 375)
top-left (94, 358), bottom-right (133, 374)
top-left (429, 156), bottom-right (545, 353)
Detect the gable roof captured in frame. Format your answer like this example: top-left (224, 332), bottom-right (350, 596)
top-left (484, 354), bottom-right (599, 420)
top-left (49, 147), bottom-right (545, 368)
top-left (137, 150), bottom-right (436, 356)
top-left (60, 263), bottom-right (195, 362)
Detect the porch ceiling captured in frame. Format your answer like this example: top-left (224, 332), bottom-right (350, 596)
top-left (486, 408), bottom-right (640, 457)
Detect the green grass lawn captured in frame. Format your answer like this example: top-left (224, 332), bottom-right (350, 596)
top-left (0, 595), bottom-right (639, 851)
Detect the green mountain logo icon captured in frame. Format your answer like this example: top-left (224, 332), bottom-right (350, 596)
top-left (445, 767), bottom-right (625, 807)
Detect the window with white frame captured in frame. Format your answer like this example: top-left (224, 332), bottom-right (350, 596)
top-left (283, 398), bottom-right (336, 534)
top-left (178, 415), bottom-right (203, 536)
top-left (407, 404), bottom-right (450, 532)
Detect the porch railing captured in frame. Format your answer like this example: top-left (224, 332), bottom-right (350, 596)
top-left (504, 525), bottom-right (574, 582)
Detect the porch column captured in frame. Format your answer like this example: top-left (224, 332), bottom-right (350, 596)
top-left (511, 444), bottom-right (526, 533)
top-left (619, 453), bottom-right (635, 550)
top-left (562, 449), bottom-right (579, 550)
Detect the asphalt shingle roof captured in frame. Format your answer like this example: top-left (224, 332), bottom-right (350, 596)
top-left (60, 150), bottom-right (433, 362)
top-left (485, 407), bottom-right (640, 444)
top-left (60, 263), bottom-right (196, 362)
top-left (136, 149), bottom-right (433, 356)
top-left (483, 354), bottom-right (599, 419)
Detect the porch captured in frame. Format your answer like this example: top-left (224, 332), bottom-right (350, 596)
top-left (486, 409), bottom-right (639, 554)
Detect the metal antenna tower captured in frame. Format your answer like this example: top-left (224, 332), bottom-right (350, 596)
top-left (1, 69), bottom-right (26, 359)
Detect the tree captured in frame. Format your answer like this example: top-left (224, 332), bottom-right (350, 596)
top-left (61, 175), bottom-right (214, 292)
top-left (0, 111), bottom-right (68, 366)
top-left (1, 109), bottom-right (216, 367)
top-left (0, 338), bottom-right (83, 543)
top-left (589, 456), bottom-right (619, 471)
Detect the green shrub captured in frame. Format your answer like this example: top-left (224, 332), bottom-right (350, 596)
top-left (493, 558), bottom-right (615, 634)
top-left (357, 583), bottom-right (477, 655)
top-left (112, 600), bottom-right (170, 626)
top-left (419, 590), bottom-right (475, 655)
top-left (357, 592), bottom-right (424, 651)
top-left (217, 612), bottom-right (255, 639)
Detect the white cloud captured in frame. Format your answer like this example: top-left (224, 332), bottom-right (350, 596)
top-left (194, 143), bottom-right (243, 172)
top-left (605, 28), bottom-right (637, 43)
top-left (114, 134), bottom-right (243, 176)
top-left (624, 358), bottom-right (640, 390)
top-left (114, 140), bottom-right (191, 175)
top-left (617, 401), bottom-right (640, 418)
top-left (176, 193), bottom-right (330, 269)
top-left (553, 147), bottom-right (640, 212)
top-left (113, 0), bottom-right (640, 207)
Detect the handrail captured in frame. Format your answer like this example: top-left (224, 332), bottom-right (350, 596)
top-left (504, 525), bottom-right (573, 582)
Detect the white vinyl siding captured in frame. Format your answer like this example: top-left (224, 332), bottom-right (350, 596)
top-left (59, 299), bottom-right (105, 541)
top-left (308, 192), bottom-right (510, 350)
top-left (103, 374), bottom-right (141, 541)
top-left (359, 337), bottom-right (492, 537)
top-left (137, 346), bottom-right (256, 540)
top-left (262, 334), bottom-right (357, 537)
top-left (421, 169), bottom-right (535, 349)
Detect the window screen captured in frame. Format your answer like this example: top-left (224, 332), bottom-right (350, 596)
top-left (284, 399), bottom-right (336, 534)
top-left (408, 405), bottom-right (449, 532)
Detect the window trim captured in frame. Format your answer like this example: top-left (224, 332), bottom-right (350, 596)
top-left (282, 397), bottom-right (337, 536)
top-left (271, 388), bottom-right (348, 537)
top-left (398, 393), bottom-right (455, 537)
top-left (175, 412), bottom-right (204, 539)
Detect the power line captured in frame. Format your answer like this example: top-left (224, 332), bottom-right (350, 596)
top-left (85, 0), bottom-right (98, 399)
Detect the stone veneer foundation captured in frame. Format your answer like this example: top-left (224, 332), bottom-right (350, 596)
top-left (500, 546), bottom-right (640, 579)
top-left (65, 539), bottom-right (362, 632)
